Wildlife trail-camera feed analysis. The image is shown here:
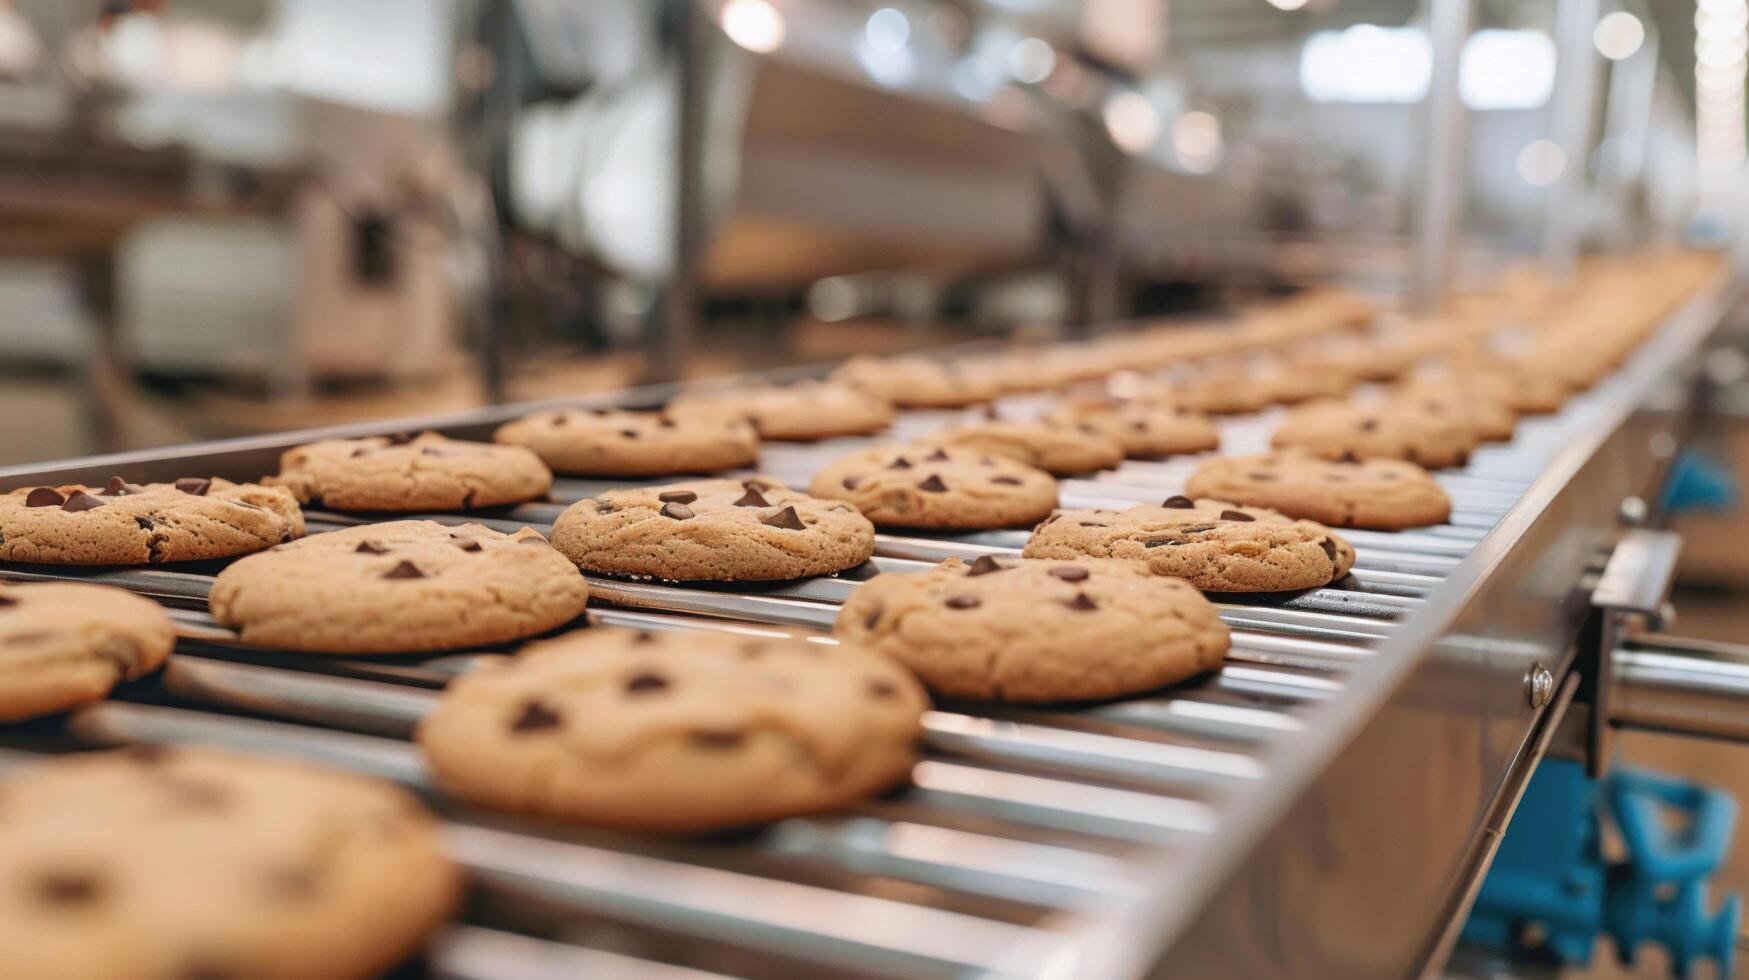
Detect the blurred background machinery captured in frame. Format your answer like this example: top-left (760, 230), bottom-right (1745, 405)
top-left (0, 0), bottom-right (1734, 463)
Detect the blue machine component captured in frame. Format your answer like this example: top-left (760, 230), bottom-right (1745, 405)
top-left (1659, 448), bottom-right (1739, 515)
top-left (1462, 759), bottom-right (1741, 976)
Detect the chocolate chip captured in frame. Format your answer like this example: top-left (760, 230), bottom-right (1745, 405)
top-left (761, 506), bottom-right (806, 530)
top-left (944, 594), bottom-right (981, 609)
top-left (1249, 472), bottom-right (1276, 481)
top-left (660, 502), bottom-right (695, 520)
top-left (1358, 419), bottom-right (1378, 432)
top-left (867, 679), bottom-right (898, 699)
top-left (658, 490), bottom-right (698, 504)
top-left (658, 417), bottom-right (677, 428)
top-left (1062, 592), bottom-right (1098, 611)
top-left (0, 595), bottom-right (14, 608)
top-left (619, 429), bottom-right (640, 439)
top-left (36, 871), bottom-right (101, 906)
top-left (991, 476), bottom-right (1021, 485)
top-left (1132, 420), bottom-right (1149, 432)
top-left (925, 448), bottom-right (950, 461)
top-left (349, 447), bottom-right (370, 458)
top-left (382, 560), bottom-right (424, 579)
top-left (690, 730), bottom-right (744, 749)
top-left (625, 672), bottom-right (669, 694)
top-left (632, 630), bottom-right (657, 644)
top-left (60, 492), bottom-right (106, 513)
top-left (1078, 521), bottom-right (1108, 527)
top-left (24, 488), bottom-right (63, 508)
top-left (596, 503), bottom-right (616, 514)
top-left (918, 474), bottom-right (948, 492)
top-left (1145, 536), bottom-right (1187, 548)
top-left (386, 433), bottom-right (416, 445)
top-left (120, 743), bottom-right (168, 764)
top-left (455, 540), bottom-right (483, 553)
top-left (1339, 451), bottom-right (1360, 463)
top-left (174, 478), bottom-right (211, 496)
top-left (1078, 423), bottom-right (1099, 435)
top-left (419, 447), bottom-right (447, 457)
top-left (734, 486), bottom-right (770, 507)
top-left (1220, 510), bottom-right (1255, 522)
top-left (841, 477), bottom-right (863, 491)
top-left (966, 555), bottom-right (1007, 576)
top-left (887, 456), bottom-right (913, 469)
top-left (1048, 566), bottom-right (1090, 582)
top-left (510, 700), bottom-right (562, 732)
top-left (355, 542), bottom-right (387, 555)
top-left (1181, 523), bottom-right (1218, 533)
top-left (1319, 538), bottom-right (1339, 560)
top-left (1162, 495), bottom-right (1194, 508)
top-left (101, 476), bottom-right (139, 496)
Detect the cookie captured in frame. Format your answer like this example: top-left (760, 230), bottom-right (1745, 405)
top-left (1184, 452), bottom-right (1452, 530)
top-left (0, 479), bottom-right (303, 566)
top-left (1431, 358), bottom-right (1571, 414)
top-left (1169, 366), bottom-right (1279, 415)
top-left (0, 583), bottom-right (175, 721)
top-left (1044, 398), bottom-right (1220, 459)
top-left (549, 477), bottom-right (875, 581)
top-left (0, 746), bottom-right (460, 980)
top-left (667, 380), bottom-right (893, 441)
top-left (1270, 399), bottom-right (1478, 469)
top-left (919, 420), bottom-right (1124, 476)
top-left (808, 445), bottom-right (1058, 530)
top-left (1392, 382), bottom-right (1516, 442)
top-left (829, 355), bottom-right (1001, 408)
top-left (1022, 497), bottom-right (1356, 592)
top-left (494, 407), bottom-right (757, 477)
top-left (835, 557), bottom-right (1229, 701)
top-left (416, 626), bottom-right (927, 832)
top-left (209, 521), bottom-right (589, 654)
top-left (268, 432), bottom-right (551, 511)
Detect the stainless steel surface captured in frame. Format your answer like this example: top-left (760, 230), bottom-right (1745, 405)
top-left (1589, 527), bottom-right (1684, 772)
top-left (0, 279), bottom-right (1735, 978)
top-left (1614, 635), bottom-right (1749, 743)
top-left (1411, 0), bottom-right (1471, 308)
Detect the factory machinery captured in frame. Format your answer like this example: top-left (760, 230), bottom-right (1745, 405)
top-left (2, 272), bottom-right (1748, 978)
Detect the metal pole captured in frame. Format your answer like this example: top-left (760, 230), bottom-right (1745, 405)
top-left (1542, 0), bottom-right (1603, 284)
top-left (1412, 0), bottom-right (1471, 308)
top-left (1614, 636), bottom-right (1749, 743)
top-left (648, 0), bottom-right (704, 383)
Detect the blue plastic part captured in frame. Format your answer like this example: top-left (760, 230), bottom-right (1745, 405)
top-left (1461, 759), bottom-right (1741, 977)
top-left (1660, 448), bottom-right (1739, 515)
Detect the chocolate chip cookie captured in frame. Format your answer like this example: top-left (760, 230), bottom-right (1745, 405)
top-left (269, 431), bottom-right (552, 511)
top-left (667, 380), bottom-right (893, 441)
top-left (808, 445), bottom-right (1058, 530)
top-left (0, 479), bottom-right (303, 565)
top-left (209, 521), bottom-right (589, 653)
top-left (836, 557), bottom-right (1229, 701)
top-left (494, 408), bottom-right (758, 477)
top-left (0, 582), bottom-right (175, 721)
top-left (417, 626), bottom-right (927, 832)
top-left (1022, 497), bottom-right (1356, 592)
top-left (549, 478), bottom-right (875, 581)
top-left (829, 355), bottom-right (1000, 408)
top-left (1394, 378), bottom-right (1519, 441)
top-left (1185, 452), bottom-right (1452, 530)
top-left (0, 746), bottom-right (460, 980)
top-left (920, 420), bottom-right (1124, 476)
top-left (1044, 398), bottom-right (1220, 459)
top-left (1270, 399), bottom-right (1479, 469)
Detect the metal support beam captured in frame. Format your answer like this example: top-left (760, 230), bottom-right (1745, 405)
top-left (1413, 0), bottom-right (1472, 308)
top-left (648, 0), bottom-right (705, 383)
top-left (1543, 0), bottom-right (1603, 284)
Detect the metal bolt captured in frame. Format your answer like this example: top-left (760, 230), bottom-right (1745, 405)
top-left (1528, 664), bottom-right (1555, 708)
top-left (1619, 496), bottom-right (1648, 527)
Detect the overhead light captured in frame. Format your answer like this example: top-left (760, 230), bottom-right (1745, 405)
top-left (1592, 11), bottom-right (1644, 60)
top-left (1267, 0), bottom-right (1311, 9)
top-left (1102, 90), bottom-right (1161, 154)
top-left (1695, 0), bottom-right (1747, 175)
top-left (1460, 29), bottom-right (1555, 110)
top-left (1172, 110), bottom-right (1222, 173)
top-left (719, 0), bottom-right (785, 54)
top-left (1007, 37), bottom-right (1055, 84)
top-left (1299, 25), bottom-right (1431, 103)
top-left (865, 8), bottom-right (910, 54)
top-left (1517, 139), bottom-right (1565, 186)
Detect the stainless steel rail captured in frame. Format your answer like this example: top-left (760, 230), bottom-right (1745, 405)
top-left (0, 280), bottom-right (1735, 978)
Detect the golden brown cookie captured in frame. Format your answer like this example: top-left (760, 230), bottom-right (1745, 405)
top-left (808, 445), bottom-right (1058, 530)
top-left (1022, 497), bottom-right (1356, 592)
top-left (920, 420), bottom-right (1124, 476)
top-left (666, 380), bottom-right (893, 441)
top-left (269, 432), bottom-right (551, 511)
top-left (829, 355), bottom-right (1001, 408)
top-left (0, 479), bottom-right (303, 565)
top-left (417, 626), bottom-right (927, 832)
top-left (1270, 399), bottom-right (1479, 469)
top-left (1185, 452), bottom-right (1452, 530)
top-left (836, 557), bottom-right (1229, 701)
top-left (1043, 398), bottom-right (1220, 459)
top-left (494, 408), bottom-right (758, 477)
top-left (0, 582), bottom-right (175, 720)
top-left (550, 477), bottom-right (875, 581)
